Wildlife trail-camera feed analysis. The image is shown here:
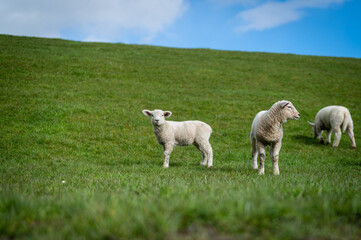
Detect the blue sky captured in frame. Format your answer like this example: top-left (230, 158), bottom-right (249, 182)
top-left (1, 0), bottom-right (360, 58)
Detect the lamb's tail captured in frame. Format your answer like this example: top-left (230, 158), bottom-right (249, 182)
top-left (342, 111), bottom-right (352, 133)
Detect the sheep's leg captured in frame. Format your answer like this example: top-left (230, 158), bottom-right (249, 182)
top-left (332, 128), bottom-right (341, 148)
top-left (195, 143), bottom-right (207, 166)
top-left (257, 143), bottom-right (266, 175)
top-left (251, 137), bottom-right (258, 170)
top-left (326, 130), bottom-right (332, 145)
top-left (196, 142), bottom-right (213, 168)
top-left (205, 143), bottom-right (213, 168)
top-left (163, 144), bottom-right (174, 168)
top-left (317, 129), bottom-right (324, 144)
top-left (270, 142), bottom-right (281, 175)
top-left (200, 151), bottom-right (207, 166)
top-left (346, 127), bottom-right (356, 149)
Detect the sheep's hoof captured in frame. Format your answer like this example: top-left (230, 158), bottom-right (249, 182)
top-left (252, 165), bottom-right (258, 170)
top-left (258, 171), bottom-right (265, 175)
top-left (200, 162), bottom-right (207, 167)
top-left (332, 145), bottom-right (338, 148)
top-left (163, 165), bottom-right (169, 168)
top-left (352, 146), bottom-right (356, 150)
top-left (326, 142), bottom-right (330, 145)
top-left (207, 165), bottom-right (213, 168)
top-left (320, 139), bottom-right (324, 144)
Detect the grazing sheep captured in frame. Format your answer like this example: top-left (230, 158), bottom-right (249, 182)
top-left (307, 106), bottom-right (356, 149)
top-left (142, 109), bottom-right (213, 168)
top-left (250, 100), bottom-right (300, 175)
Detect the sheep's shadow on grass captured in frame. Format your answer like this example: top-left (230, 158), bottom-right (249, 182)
top-left (199, 166), bottom-right (240, 173)
top-left (339, 159), bottom-right (361, 167)
top-left (337, 150), bottom-right (361, 167)
top-left (292, 134), bottom-right (318, 146)
top-left (168, 161), bottom-right (187, 167)
top-left (187, 163), bottom-right (256, 175)
top-left (104, 158), bottom-right (161, 167)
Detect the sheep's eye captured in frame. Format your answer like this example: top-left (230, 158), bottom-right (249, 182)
top-left (151, 114), bottom-right (154, 117)
top-left (161, 114), bottom-right (164, 117)
top-left (287, 106), bottom-right (292, 109)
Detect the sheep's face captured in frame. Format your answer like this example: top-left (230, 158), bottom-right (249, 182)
top-left (142, 109), bottom-right (172, 126)
top-left (280, 101), bottom-right (300, 122)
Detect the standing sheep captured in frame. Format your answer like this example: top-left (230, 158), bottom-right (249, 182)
top-left (307, 106), bottom-right (356, 149)
top-left (250, 100), bottom-right (300, 175)
top-left (142, 109), bottom-right (213, 168)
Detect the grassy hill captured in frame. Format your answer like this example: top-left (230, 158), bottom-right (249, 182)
top-left (0, 34), bottom-right (360, 239)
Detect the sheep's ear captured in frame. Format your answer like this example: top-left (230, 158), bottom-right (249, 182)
top-left (163, 111), bottom-right (172, 118)
top-left (307, 121), bottom-right (315, 127)
top-left (280, 101), bottom-right (289, 108)
top-left (142, 110), bottom-right (152, 117)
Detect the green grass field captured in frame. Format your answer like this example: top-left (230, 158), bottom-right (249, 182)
top-left (0, 34), bottom-right (360, 239)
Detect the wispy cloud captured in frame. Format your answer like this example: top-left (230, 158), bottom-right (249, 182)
top-left (236, 0), bottom-right (347, 32)
top-left (208, 0), bottom-right (262, 7)
top-left (0, 0), bottom-right (187, 43)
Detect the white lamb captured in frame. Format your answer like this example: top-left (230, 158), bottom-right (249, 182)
top-left (142, 109), bottom-right (213, 168)
top-left (250, 100), bottom-right (300, 175)
top-left (307, 106), bottom-right (356, 149)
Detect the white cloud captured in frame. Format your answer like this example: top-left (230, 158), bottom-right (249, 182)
top-left (0, 0), bottom-right (187, 43)
top-left (236, 0), bottom-right (347, 32)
